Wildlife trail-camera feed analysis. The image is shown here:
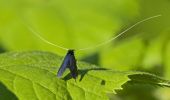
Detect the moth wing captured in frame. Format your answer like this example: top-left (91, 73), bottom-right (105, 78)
top-left (57, 54), bottom-right (70, 78)
top-left (69, 54), bottom-right (78, 79)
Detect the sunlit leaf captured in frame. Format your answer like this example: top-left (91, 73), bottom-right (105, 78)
top-left (0, 51), bottom-right (170, 100)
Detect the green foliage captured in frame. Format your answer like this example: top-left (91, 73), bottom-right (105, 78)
top-left (0, 51), bottom-right (170, 100)
top-left (0, 0), bottom-right (139, 57)
top-left (0, 0), bottom-right (170, 99)
top-left (100, 36), bottom-right (145, 71)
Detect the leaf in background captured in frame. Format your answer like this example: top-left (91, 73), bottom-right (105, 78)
top-left (165, 35), bottom-right (170, 80)
top-left (0, 0), bottom-right (139, 57)
top-left (131, 0), bottom-right (170, 38)
top-left (99, 36), bottom-right (145, 71)
top-left (0, 51), bottom-right (170, 100)
top-left (133, 0), bottom-right (170, 99)
top-left (140, 31), bottom-right (169, 75)
top-left (154, 30), bottom-right (170, 100)
top-left (99, 0), bottom-right (170, 71)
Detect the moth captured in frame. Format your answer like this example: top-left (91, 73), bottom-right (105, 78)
top-left (57, 50), bottom-right (78, 79)
top-left (29, 15), bottom-right (161, 79)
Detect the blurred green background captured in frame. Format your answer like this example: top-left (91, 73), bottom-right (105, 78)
top-left (0, 0), bottom-right (170, 100)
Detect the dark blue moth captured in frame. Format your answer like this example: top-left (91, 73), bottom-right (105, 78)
top-left (57, 50), bottom-right (78, 79)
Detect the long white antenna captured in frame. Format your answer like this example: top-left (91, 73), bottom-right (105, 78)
top-left (77, 14), bottom-right (162, 51)
top-left (28, 27), bottom-right (69, 51)
top-left (28, 15), bottom-right (161, 51)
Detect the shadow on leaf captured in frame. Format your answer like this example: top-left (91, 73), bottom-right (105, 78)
top-left (63, 67), bottom-right (109, 81)
top-left (0, 82), bottom-right (18, 100)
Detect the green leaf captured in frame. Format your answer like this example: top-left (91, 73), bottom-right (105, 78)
top-left (0, 51), bottom-right (170, 100)
top-left (0, 0), bottom-right (139, 57)
top-left (99, 36), bottom-right (145, 71)
top-left (155, 31), bottom-right (170, 100)
top-left (165, 34), bottom-right (170, 79)
top-left (131, 0), bottom-right (170, 99)
top-left (138, 0), bottom-right (170, 37)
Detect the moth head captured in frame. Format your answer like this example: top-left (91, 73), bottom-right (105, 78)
top-left (68, 49), bottom-right (75, 55)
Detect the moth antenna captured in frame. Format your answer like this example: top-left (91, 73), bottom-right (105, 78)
top-left (28, 27), bottom-right (69, 51)
top-left (27, 15), bottom-right (161, 52)
top-left (77, 14), bottom-right (162, 51)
